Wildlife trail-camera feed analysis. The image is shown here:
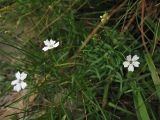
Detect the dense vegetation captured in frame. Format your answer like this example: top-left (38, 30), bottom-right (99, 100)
top-left (0, 0), bottom-right (160, 119)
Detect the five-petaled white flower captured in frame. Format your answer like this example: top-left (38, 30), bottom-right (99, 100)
top-left (42, 39), bottom-right (59, 51)
top-left (123, 55), bottom-right (140, 72)
top-left (11, 71), bottom-right (27, 92)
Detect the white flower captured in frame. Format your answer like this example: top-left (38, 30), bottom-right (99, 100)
top-left (42, 39), bottom-right (59, 51)
top-left (11, 71), bottom-right (27, 92)
top-left (123, 55), bottom-right (140, 72)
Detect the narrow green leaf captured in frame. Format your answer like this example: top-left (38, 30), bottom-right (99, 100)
top-left (145, 53), bottom-right (160, 99)
top-left (131, 81), bottom-right (150, 120)
top-left (108, 102), bottom-right (135, 116)
top-left (102, 80), bottom-right (112, 108)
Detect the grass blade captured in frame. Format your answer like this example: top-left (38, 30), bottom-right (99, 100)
top-left (131, 81), bottom-right (150, 120)
top-left (145, 53), bottom-right (160, 99)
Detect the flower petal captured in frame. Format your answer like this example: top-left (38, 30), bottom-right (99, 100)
top-left (44, 39), bottom-right (50, 46)
top-left (126, 55), bottom-right (132, 61)
top-left (15, 71), bottom-right (21, 80)
top-left (21, 81), bottom-right (27, 89)
top-left (11, 80), bottom-right (19, 85)
top-left (128, 64), bottom-right (134, 72)
top-left (20, 72), bottom-right (27, 81)
top-left (123, 61), bottom-right (130, 67)
top-left (133, 61), bottom-right (140, 67)
top-left (53, 41), bottom-right (59, 48)
top-left (50, 40), bottom-right (55, 45)
top-left (42, 47), bottom-right (49, 51)
top-left (132, 55), bottom-right (139, 61)
top-left (13, 84), bottom-right (21, 92)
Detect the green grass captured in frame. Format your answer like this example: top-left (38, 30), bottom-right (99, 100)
top-left (0, 0), bottom-right (160, 119)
